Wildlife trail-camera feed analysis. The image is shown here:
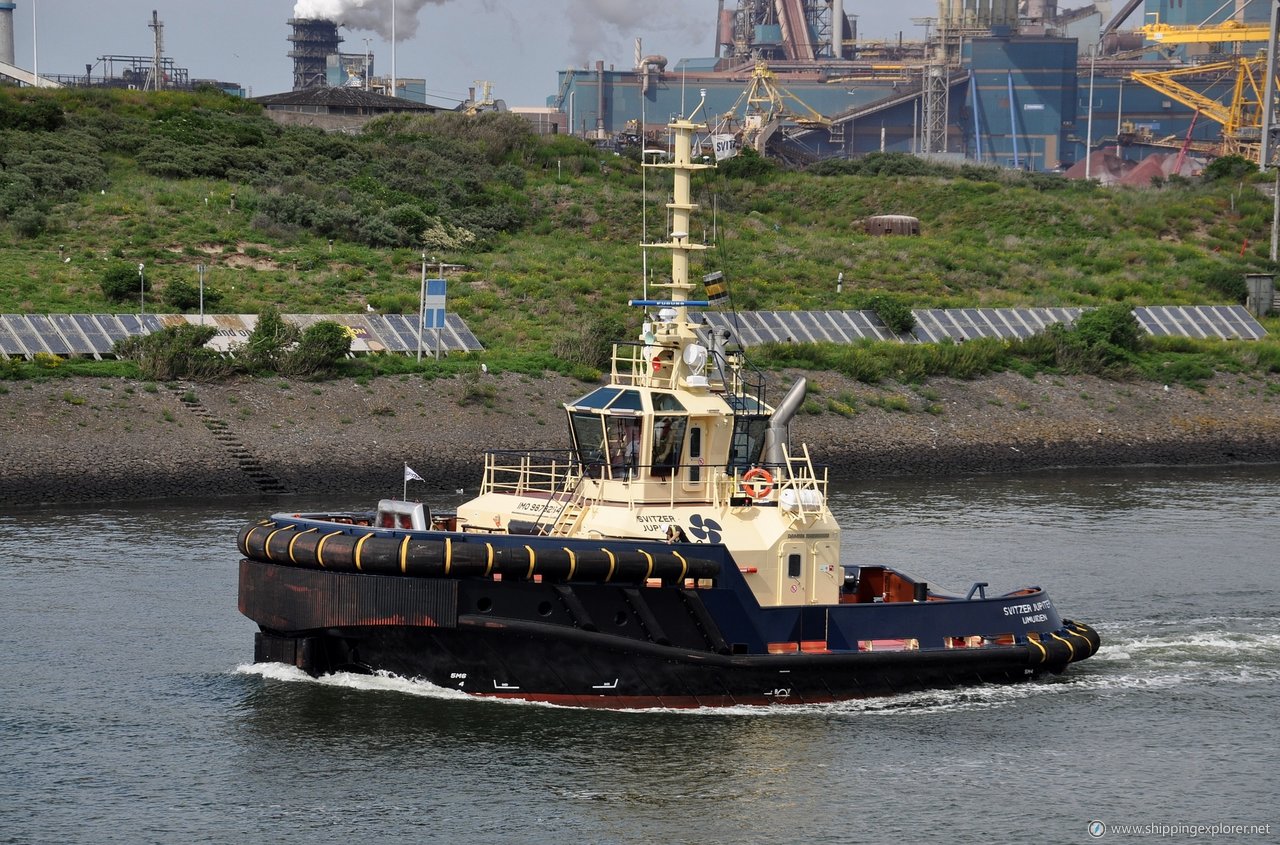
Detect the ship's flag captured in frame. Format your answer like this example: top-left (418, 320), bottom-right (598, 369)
top-left (404, 464), bottom-right (424, 483)
top-left (703, 270), bottom-right (728, 304)
top-left (713, 134), bottom-right (739, 161)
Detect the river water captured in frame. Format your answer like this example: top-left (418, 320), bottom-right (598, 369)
top-left (1, 466), bottom-right (1277, 844)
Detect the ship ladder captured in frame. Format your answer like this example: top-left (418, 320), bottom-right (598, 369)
top-left (546, 479), bottom-right (591, 537)
top-left (780, 443), bottom-right (824, 521)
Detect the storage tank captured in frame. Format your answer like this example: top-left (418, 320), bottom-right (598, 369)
top-left (0, 1), bottom-right (15, 68)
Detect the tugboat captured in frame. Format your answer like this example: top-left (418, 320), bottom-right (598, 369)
top-left (237, 101), bottom-right (1100, 708)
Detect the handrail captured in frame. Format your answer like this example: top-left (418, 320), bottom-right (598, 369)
top-left (478, 447), bottom-right (831, 508)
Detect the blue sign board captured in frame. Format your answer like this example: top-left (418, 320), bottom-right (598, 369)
top-left (423, 279), bottom-right (447, 330)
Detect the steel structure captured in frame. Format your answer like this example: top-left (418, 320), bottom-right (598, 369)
top-left (722, 0), bottom-right (845, 62)
top-left (720, 60), bottom-right (831, 152)
top-left (1131, 58), bottom-right (1267, 158)
top-left (1140, 20), bottom-right (1269, 45)
top-left (145, 10), bottom-right (164, 92)
top-left (288, 18), bottom-right (342, 91)
top-left (1132, 13), bottom-right (1280, 162)
top-left (921, 64), bottom-right (949, 153)
top-left (1261, 0), bottom-right (1280, 168)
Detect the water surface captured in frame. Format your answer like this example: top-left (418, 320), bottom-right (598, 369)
top-left (2, 466), bottom-right (1276, 843)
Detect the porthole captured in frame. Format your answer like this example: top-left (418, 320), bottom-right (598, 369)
top-left (476, 597), bottom-right (493, 613)
top-left (537, 601), bottom-right (553, 617)
top-left (613, 610), bottom-right (628, 626)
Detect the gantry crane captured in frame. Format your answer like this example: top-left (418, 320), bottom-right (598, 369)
top-left (1138, 20), bottom-right (1269, 47)
top-left (1130, 57), bottom-right (1267, 158)
top-left (1131, 20), bottom-right (1275, 160)
top-left (720, 61), bottom-right (832, 154)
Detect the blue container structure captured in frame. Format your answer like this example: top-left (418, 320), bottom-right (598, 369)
top-left (966, 37), bottom-right (1077, 170)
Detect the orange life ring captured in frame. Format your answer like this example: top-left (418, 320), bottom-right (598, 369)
top-left (741, 467), bottom-right (774, 500)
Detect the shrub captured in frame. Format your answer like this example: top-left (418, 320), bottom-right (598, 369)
top-left (9, 206), bottom-right (47, 237)
top-left (867, 294), bottom-right (917, 335)
top-left (0, 94), bottom-right (65, 131)
top-left (1202, 155), bottom-right (1254, 182)
top-left (1155, 356), bottom-right (1215, 386)
top-left (163, 277), bottom-right (224, 312)
top-left (552, 313), bottom-right (627, 371)
top-left (718, 146), bottom-right (775, 180)
top-left (0, 171), bottom-right (35, 216)
top-left (1255, 344), bottom-right (1280, 373)
top-left (280, 321), bottom-right (352, 377)
top-left (240, 306), bottom-right (299, 372)
top-left (1072, 303), bottom-right (1143, 353)
top-left (113, 324), bottom-right (228, 381)
top-left (1197, 266), bottom-right (1247, 302)
top-left (1036, 304), bottom-right (1143, 376)
top-left (100, 263), bottom-right (148, 303)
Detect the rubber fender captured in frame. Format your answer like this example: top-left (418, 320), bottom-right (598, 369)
top-left (237, 520), bottom-right (719, 583)
top-left (1064, 620), bottom-right (1101, 659)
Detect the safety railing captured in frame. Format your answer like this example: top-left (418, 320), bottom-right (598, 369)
top-left (479, 449), bottom-right (580, 497)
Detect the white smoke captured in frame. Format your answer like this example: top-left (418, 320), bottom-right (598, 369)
top-left (292, 0), bottom-right (447, 41)
top-left (561, 0), bottom-right (706, 64)
top-left (293, 0), bottom-right (707, 55)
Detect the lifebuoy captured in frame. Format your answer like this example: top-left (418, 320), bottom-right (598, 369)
top-left (741, 467), bottom-right (774, 499)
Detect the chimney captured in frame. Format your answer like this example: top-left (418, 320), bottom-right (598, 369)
top-left (0, 1), bottom-right (16, 68)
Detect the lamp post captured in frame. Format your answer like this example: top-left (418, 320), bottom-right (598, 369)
top-left (138, 264), bottom-right (145, 314)
top-left (363, 38), bottom-right (371, 91)
top-left (1085, 43), bottom-right (1097, 181)
top-left (1259, 0), bottom-right (1280, 170)
top-left (197, 263), bottom-right (206, 324)
top-left (416, 252), bottom-right (427, 363)
top-left (1115, 77), bottom-right (1124, 157)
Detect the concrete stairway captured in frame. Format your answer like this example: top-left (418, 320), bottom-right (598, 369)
top-left (169, 383), bottom-right (287, 494)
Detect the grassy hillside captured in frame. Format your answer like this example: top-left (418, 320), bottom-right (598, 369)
top-left (1, 87), bottom-right (1278, 384)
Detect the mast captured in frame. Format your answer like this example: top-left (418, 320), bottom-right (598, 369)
top-left (643, 94), bottom-right (713, 323)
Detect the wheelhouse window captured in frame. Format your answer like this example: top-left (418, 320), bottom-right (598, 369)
top-left (569, 387), bottom-right (643, 412)
top-left (652, 415), bottom-right (687, 476)
top-left (729, 416), bottom-right (769, 470)
top-left (569, 412), bottom-right (607, 470)
top-left (607, 416), bottom-right (641, 477)
top-left (653, 393), bottom-right (686, 413)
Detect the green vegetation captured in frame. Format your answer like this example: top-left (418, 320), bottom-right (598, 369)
top-left (0, 87), bottom-right (1278, 387)
top-left (111, 311), bottom-right (351, 380)
top-left (755, 307), bottom-right (1275, 388)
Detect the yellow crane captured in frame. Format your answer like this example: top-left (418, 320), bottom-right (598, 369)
top-left (722, 61), bottom-right (831, 153)
top-left (1138, 20), bottom-right (1268, 46)
top-left (1130, 58), bottom-right (1266, 158)
top-left (1131, 20), bottom-right (1275, 160)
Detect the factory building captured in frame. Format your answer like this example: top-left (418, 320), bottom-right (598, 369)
top-left (553, 0), bottom-right (1266, 172)
top-left (0, 4), bottom-right (242, 95)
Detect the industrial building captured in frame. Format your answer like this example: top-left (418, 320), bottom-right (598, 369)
top-left (3, 1), bottom-right (1279, 172)
top-left (552, 0), bottom-right (1280, 172)
top-left (0, 5), bottom-right (242, 95)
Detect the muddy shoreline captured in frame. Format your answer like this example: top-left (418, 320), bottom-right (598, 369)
top-left (2, 369), bottom-right (1277, 506)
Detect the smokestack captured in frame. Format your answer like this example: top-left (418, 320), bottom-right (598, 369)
top-left (288, 17), bottom-right (343, 91)
top-left (596, 59), bottom-right (605, 140)
top-left (832, 0), bottom-right (844, 59)
top-left (0, 1), bottom-right (16, 68)
top-left (715, 0), bottom-right (724, 58)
